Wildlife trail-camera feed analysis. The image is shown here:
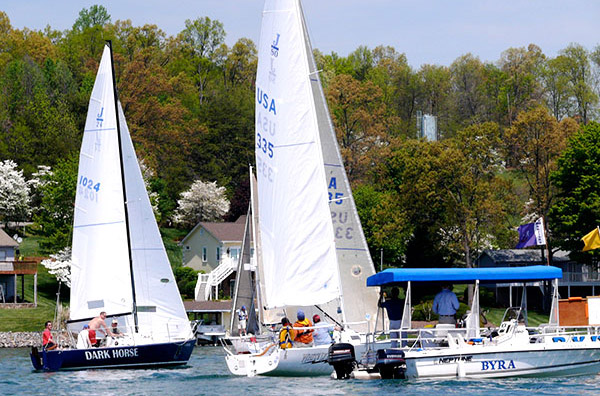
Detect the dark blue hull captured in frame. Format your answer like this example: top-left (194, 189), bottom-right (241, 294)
top-left (30, 339), bottom-right (195, 371)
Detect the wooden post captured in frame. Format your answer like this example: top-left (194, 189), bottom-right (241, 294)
top-left (13, 274), bottom-right (17, 303)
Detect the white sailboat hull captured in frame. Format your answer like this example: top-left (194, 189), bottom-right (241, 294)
top-left (405, 342), bottom-right (600, 379)
top-left (226, 339), bottom-right (386, 377)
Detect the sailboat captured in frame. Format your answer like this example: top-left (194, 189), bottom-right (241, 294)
top-left (30, 42), bottom-right (195, 371)
top-left (223, 0), bottom-right (382, 376)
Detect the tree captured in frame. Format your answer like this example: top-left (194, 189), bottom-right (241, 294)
top-left (504, 107), bottom-right (577, 222)
top-left (550, 122), bottom-right (600, 257)
top-left (560, 44), bottom-right (598, 124)
top-left (327, 73), bottom-right (388, 182)
top-left (41, 247), bottom-right (72, 287)
top-left (34, 156), bottom-right (78, 253)
top-left (0, 160), bottom-right (30, 227)
top-left (72, 5), bottom-right (111, 31)
top-left (174, 266), bottom-right (199, 300)
top-left (174, 180), bottom-right (230, 228)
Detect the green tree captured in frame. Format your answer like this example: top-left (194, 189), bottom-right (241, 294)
top-left (34, 156), bottom-right (78, 253)
top-left (550, 122), bottom-right (600, 257)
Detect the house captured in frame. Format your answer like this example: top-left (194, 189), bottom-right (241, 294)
top-left (0, 228), bottom-right (38, 306)
top-left (180, 216), bottom-right (254, 301)
top-left (476, 249), bottom-right (600, 307)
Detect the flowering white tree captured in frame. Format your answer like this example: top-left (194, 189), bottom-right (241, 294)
top-left (28, 165), bottom-right (53, 215)
top-left (0, 160), bottom-right (31, 226)
top-left (174, 180), bottom-right (230, 227)
top-left (41, 247), bottom-right (72, 287)
top-left (139, 160), bottom-right (160, 220)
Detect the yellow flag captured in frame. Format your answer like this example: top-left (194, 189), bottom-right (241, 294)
top-left (582, 227), bottom-right (600, 252)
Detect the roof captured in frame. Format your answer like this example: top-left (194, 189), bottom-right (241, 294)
top-left (181, 215), bottom-right (247, 245)
top-left (366, 265), bottom-right (562, 286)
top-left (0, 228), bottom-right (18, 247)
top-left (183, 300), bottom-right (233, 313)
top-left (478, 249), bottom-right (572, 264)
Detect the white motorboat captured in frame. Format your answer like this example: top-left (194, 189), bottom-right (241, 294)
top-left (335, 265), bottom-right (600, 379)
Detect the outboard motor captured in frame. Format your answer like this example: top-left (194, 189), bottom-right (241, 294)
top-left (374, 349), bottom-right (406, 379)
top-left (328, 343), bottom-right (356, 379)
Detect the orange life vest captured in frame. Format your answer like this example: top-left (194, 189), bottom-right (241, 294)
top-left (293, 319), bottom-right (313, 344)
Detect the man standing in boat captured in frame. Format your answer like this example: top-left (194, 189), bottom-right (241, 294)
top-left (88, 311), bottom-right (111, 346)
top-left (380, 287), bottom-right (404, 347)
top-left (433, 284), bottom-right (460, 324)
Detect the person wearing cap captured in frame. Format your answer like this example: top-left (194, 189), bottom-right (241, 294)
top-left (110, 319), bottom-right (123, 337)
top-left (293, 310), bottom-right (313, 345)
top-left (312, 314), bottom-right (334, 346)
top-left (77, 324), bottom-right (92, 349)
top-left (278, 317), bottom-right (295, 349)
top-left (237, 305), bottom-right (249, 336)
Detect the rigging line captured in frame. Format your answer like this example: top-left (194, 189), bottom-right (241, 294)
top-left (107, 40), bottom-right (139, 333)
top-left (314, 305), bottom-right (342, 328)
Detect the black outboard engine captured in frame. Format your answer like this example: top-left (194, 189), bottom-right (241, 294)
top-left (374, 349), bottom-right (406, 379)
top-left (328, 343), bottom-right (356, 379)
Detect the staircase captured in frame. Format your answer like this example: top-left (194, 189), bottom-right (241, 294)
top-left (194, 257), bottom-right (237, 301)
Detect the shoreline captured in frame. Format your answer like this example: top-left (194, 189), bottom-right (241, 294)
top-left (0, 332), bottom-right (41, 348)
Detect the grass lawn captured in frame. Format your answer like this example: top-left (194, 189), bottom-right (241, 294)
top-left (0, 228), bottom-right (187, 332)
top-left (0, 264), bottom-right (64, 332)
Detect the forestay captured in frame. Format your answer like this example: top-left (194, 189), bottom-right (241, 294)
top-left (255, 0), bottom-right (340, 308)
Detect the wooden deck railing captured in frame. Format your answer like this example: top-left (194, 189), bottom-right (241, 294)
top-left (0, 261), bottom-right (38, 275)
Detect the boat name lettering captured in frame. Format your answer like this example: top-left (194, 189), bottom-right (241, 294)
top-left (436, 355), bottom-right (472, 364)
top-left (301, 352), bottom-right (327, 364)
top-left (83, 348), bottom-right (139, 361)
top-left (256, 156), bottom-right (274, 183)
top-left (257, 132), bottom-right (274, 158)
top-left (481, 359), bottom-right (515, 371)
top-left (256, 87), bottom-right (277, 115)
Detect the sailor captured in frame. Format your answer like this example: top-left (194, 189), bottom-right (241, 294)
top-left (42, 321), bottom-right (57, 350)
top-left (293, 310), bottom-right (313, 345)
top-left (380, 287), bottom-right (404, 347)
top-left (312, 314), bottom-right (334, 346)
top-left (433, 284), bottom-right (460, 324)
top-left (77, 324), bottom-right (92, 349)
top-left (237, 305), bottom-right (249, 336)
top-left (88, 311), bottom-right (111, 347)
top-left (279, 317), bottom-right (295, 349)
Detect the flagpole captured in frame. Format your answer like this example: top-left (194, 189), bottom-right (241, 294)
top-left (542, 217), bottom-right (551, 266)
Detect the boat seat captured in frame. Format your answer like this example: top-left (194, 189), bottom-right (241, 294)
top-left (434, 324), bottom-right (456, 338)
top-left (552, 337), bottom-right (566, 342)
top-left (572, 336), bottom-right (585, 342)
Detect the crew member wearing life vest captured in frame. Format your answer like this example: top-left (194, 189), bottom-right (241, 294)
top-left (279, 317), bottom-right (295, 349)
top-left (293, 310), bottom-right (313, 345)
top-left (237, 305), bottom-right (249, 336)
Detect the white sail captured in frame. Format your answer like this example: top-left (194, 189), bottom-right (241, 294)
top-left (71, 44), bottom-right (190, 341)
top-left (71, 46), bottom-right (133, 321)
top-left (298, 2), bottom-right (379, 331)
top-left (118, 103), bottom-right (191, 340)
top-left (255, 0), bottom-right (340, 308)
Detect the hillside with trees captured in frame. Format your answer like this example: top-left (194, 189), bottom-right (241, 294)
top-left (1, 5), bottom-right (600, 274)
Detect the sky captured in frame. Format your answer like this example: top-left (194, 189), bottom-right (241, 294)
top-left (2, 0), bottom-right (599, 68)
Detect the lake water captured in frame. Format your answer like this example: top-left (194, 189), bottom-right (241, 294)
top-left (3, 347), bottom-right (600, 395)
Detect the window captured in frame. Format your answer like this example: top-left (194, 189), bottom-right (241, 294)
top-left (230, 248), bottom-right (239, 260)
top-left (216, 246), bottom-right (221, 262)
top-left (202, 247), bottom-right (207, 262)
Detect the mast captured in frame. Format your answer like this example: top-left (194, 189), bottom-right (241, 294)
top-left (107, 40), bottom-right (138, 331)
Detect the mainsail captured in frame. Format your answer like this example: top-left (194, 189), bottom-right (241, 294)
top-left (255, 0), bottom-right (341, 309)
top-left (71, 44), bottom-right (190, 341)
top-left (255, 0), bottom-right (378, 331)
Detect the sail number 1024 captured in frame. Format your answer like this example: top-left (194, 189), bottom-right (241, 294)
top-left (79, 176), bottom-right (101, 192)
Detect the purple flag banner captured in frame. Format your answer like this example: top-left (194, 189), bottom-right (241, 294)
top-left (516, 218), bottom-right (546, 248)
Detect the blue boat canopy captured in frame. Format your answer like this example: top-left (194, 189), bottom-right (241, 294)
top-left (366, 265), bottom-right (562, 287)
